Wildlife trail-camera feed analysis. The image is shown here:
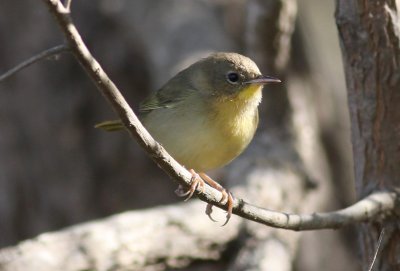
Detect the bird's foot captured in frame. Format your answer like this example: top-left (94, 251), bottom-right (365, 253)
top-left (175, 169), bottom-right (205, 201)
top-left (199, 173), bottom-right (234, 226)
top-left (175, 170), bottom-right (234, 226)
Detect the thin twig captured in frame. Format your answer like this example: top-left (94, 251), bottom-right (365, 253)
top-left (42, 0), bottom-right (399, 230)
top-left (0, 45), bottom-right (69, 82)
top-left (64, 0), bottom-right (71, 11)
top-left (368, 228), bottom-right (385, 271)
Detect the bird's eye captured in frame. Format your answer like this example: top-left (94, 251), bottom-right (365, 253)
top-left (226, 72), bottom-right (240, 84)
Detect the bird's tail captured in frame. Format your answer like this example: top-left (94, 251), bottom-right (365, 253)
top-left (94, 120), bottom-right (124, 131)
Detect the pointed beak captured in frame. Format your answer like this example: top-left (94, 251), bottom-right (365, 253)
top-left (245, 75), bottom-right (281, 85)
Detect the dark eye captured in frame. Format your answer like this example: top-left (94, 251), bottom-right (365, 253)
top-left (226, 72), bottom-right (239, 84)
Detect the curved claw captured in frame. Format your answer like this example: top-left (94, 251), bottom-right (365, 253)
top-left (198, 172), bottom-right (235, 226)
top-left (206, 190), bottom-right (234, 226)
top-left (174, 185), bottom-right (186, 197)
top-left (221, 191), bottom-right (234, 226)
top-left (184, 179), bottom-right (199, 201)
top-left (176, 170), bottom-right (234, 226)
top-left (205, 203), bottom-right (217, 222)
top-left (175, 169), bottom-right (205, 201)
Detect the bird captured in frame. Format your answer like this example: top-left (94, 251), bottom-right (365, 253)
top-left (96, 52), bottom-right (280, 225)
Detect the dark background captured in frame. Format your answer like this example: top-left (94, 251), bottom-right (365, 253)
top-left (0, 0), bottom-right (357, 269)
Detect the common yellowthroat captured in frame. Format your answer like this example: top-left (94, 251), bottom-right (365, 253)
top-left (96, 52), bottom-right (280, 225)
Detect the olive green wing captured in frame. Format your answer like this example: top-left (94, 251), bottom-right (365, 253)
top-left (139, 93), bottom-right (182, 113)
top-left (139, 83), bottom-right (194, 113)
top-left (95, 82), bottom-right (195, 131)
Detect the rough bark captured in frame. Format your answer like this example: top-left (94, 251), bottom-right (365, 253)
top-left (0, 202), bottom-right (241, 271)
top-left (336, 1), bottom-right (400, 270)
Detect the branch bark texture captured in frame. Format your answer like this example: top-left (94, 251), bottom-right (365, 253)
top-left (0, 202), bottom-right (241, 271)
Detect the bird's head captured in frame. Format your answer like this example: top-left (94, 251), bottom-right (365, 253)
top-left (187, 52), bottom-right (280, 103)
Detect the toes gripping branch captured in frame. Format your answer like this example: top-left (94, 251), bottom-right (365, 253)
top-left (176, 169), bottom-right (234, 226)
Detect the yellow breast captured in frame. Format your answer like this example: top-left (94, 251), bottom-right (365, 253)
top-left (207, 85), bottom-right (261, 165)
top-left (142, 85), bottom-right (262, 172)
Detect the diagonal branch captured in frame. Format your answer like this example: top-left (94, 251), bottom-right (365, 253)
top-left (0, 45), bottom-right (69, 82)
top-left (41, 0), bottom-right (399, 230)
top-left (64, 0), bottom-right (71, 11)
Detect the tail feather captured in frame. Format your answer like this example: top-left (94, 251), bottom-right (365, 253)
top-left (94, 120), bottom-right (124, 131)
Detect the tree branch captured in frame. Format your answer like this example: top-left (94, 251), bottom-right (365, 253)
top-left (41, 0), bottom-right (399, 230)
top-left (0, 192), bottom-right (397, 270)
top-left (0, 202), bottom-right (242, 271)
top-left (64, 0), bottom-right (71, 11)
top-left (0, 45), bottom-right (69, 82)
top-left (367, 228), bottom-right (385, 271)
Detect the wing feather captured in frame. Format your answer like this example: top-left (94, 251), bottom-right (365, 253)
top-left (139, 79), bottom-right (196, 113)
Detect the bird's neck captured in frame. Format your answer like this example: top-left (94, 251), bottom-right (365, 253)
top-left (215, 85), bottom-right (262, 117)
top-left (209, 85), bottom-right (262, 134)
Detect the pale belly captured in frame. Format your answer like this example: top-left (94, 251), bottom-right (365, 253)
top-left (142, 105), bottom-right (258, 172)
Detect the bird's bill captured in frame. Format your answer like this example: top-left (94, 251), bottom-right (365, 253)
top-left (245, 75), bottom-right (281, 85)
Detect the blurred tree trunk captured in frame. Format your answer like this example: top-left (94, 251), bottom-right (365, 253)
top-left (336, 1), bottom-right (400, 270)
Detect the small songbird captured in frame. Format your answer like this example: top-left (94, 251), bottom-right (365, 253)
top-left (96, 52), bottom-right (280, 225)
